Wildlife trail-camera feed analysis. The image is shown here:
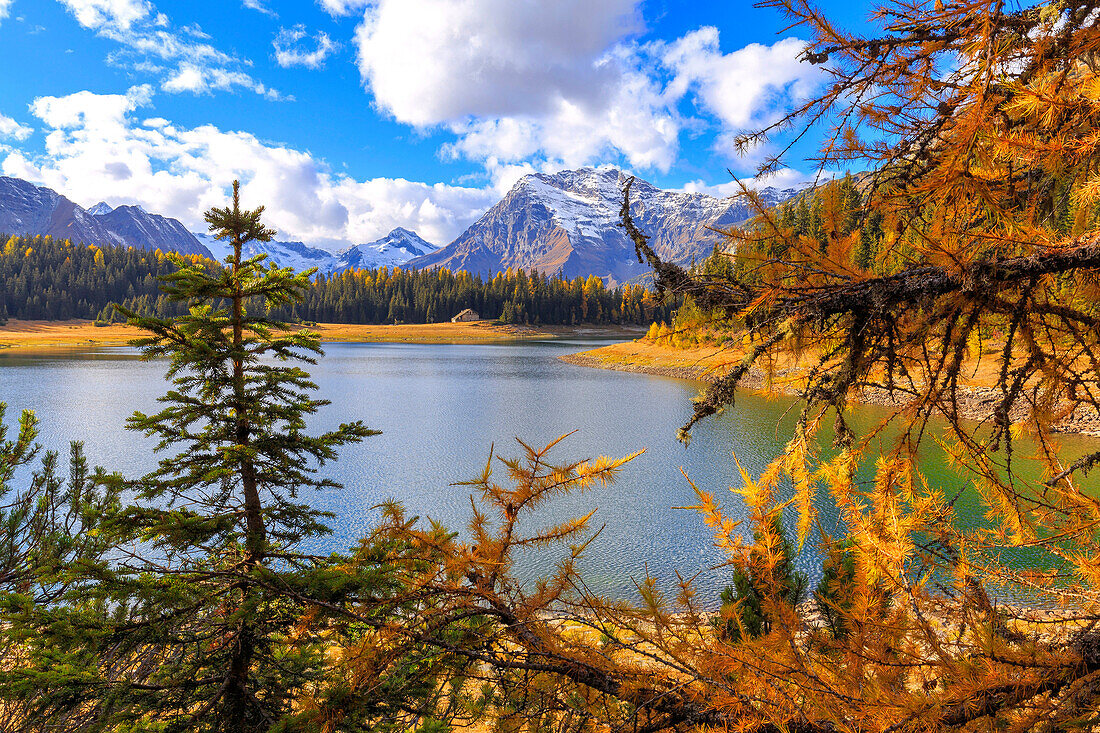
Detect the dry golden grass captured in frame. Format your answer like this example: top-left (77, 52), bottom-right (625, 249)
top-left (0, 319), bottom-right (631, 349)
top-left (561, 339), bottom-right (1100, 434)
top-left (312, 320), bottom-right (558, 343)
top-left (567, 338), bottom-right (1011, 390)
top-left (567, 339), bottom-right (743, 376)
top-left (0, 320), bottom-right (140, 348)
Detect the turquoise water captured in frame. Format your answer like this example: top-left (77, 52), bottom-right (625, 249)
top-left (1, 340), bottom-right (1096, 604)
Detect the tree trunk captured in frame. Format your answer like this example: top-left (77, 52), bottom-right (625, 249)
top-left (227, 226), bottom-right (267, 731)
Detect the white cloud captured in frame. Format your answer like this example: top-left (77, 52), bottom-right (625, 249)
top-left (317, 0), bottom-right (370, 17)
top-left (58, 0), bottom-right (151, 30)
top-left (440, 44), bottom-right (679, 172)
top-left (350, 1), bottom-right (819, 176)
top-left (242, 0), bottom-right (276, 17)
top-left (353, 0), bottom-right (682, 172)
top-left (355, 0), bottom-right (642, 125)
top-left (273, 25), bottom-right (337, 69)
top-left (56, 0), bottom-right (282, 99)
top-left (663, 28), bottom-right (821, 131)
top-left (678, 168), bottom-right (813, 197)
top-left (0, 0), bottom-right (14, 27)
top-left (29, 84), bottom-right (151, 130)
top-left (161, 64), bottom-right (206, 93)
top-left (4, 88), bottom-right (497, 249)
top-left (0, 112), bottom-right (33, 142)
top-left (160, 64), bottom-right (284, 99)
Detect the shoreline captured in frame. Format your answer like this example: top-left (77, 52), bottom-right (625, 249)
top-left (0, 319), bottom-right (644, 350)
top-left (560, 343), bottom-right (1100, 438)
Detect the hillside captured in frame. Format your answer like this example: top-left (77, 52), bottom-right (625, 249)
top-left (0, 177), bottom-right (210, 257)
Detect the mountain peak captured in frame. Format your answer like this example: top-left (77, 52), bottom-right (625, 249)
top-left (512, 167), bottom-right (665, 207)
top-left (409, 167), bottom-right (803, 285)
top-left (0, 175), bottom-right (208, 257)
top-left (383, 227), bottom-right (435, 248)
top-left (337, 227), bottom-right (438, 270)
top-left (113, 203), bottom-right (148, 216)
top-left (522, 166), bottom-right (624, 187)
top-left (189, 226), bottom-right (437, 274)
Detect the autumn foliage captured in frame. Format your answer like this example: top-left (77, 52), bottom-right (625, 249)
top-left (609, 0), bottom-right (1100, 728)
top-left (5, 0), bottom-right (1100, 731)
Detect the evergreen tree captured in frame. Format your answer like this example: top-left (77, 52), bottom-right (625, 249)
top-left (0, 406), bottom-right (122, 732)
top-left (0, 233), bottom-right (675, 325)
top-left (716, 515), bottom-right (807, 642)
top-left (94, 182), bottom-right (377, 731)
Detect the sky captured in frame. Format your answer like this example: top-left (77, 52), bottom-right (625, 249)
top-left (0, 0), bottom-right (874, 252)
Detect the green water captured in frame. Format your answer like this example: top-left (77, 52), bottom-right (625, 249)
top-left (1, 340), bottom-right (1096, 604)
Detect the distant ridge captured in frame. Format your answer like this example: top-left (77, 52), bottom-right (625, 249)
top-left (0, 170), bottom-right (804, 281)
top-left (0, 176), bottom-right (444, 271)
top-left (408, 167), bottom-right (804, 285)
top-left (0, 176), bottom-right (211, 257)
top-left (195, 232), bottom-right (337, 272)
top-left (195, 227), bottom-right (439, 273)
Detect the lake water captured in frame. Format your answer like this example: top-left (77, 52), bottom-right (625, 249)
top-left (1, 339), bottom-right (1097, 605)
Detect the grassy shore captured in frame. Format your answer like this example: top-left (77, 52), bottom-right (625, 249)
top-left (559, 340), bottom-right (742, 381)
top-left (560, 339), bottom-right (1100, 436)
top-left (0, 319), bottom-right (643, 349)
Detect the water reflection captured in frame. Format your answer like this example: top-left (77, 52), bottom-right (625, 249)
top-left (1, 340), bottom-right (1097, 605)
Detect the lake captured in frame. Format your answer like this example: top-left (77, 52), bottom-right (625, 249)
top-left (1, 339), bottom-right (1097, 605)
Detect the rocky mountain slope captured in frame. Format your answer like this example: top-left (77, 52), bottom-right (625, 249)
top-left (2, 170), bottom-right (801, 283)
top-left (0, 177), bottom-right (211, 257)
top-left (408, 168), bottom-right (802, 284)
top-left (0, 176), bottom-right (440, 270)
top-left (94, 204), bottom-right (211, 257)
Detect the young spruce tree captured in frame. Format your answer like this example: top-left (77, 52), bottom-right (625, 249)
top-left (0, 407), bottom-right (123, 733)
top-left (101, 181), bottom-right (376, 731)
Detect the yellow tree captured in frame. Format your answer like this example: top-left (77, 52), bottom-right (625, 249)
top-left (329, 2), bottom-right (1100, 732)
top-left (611, 0), bottom-right (1100, 727)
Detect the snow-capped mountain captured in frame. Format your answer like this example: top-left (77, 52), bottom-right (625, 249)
top-left (195, 227), bottom-right (438, 274)
top-left (335, 228), bottom-right (438, 271)
top-left (195, 233), bottom-right (337, 272)
top-left (409, 167), bottom-right (803, 285)
top-left (1, 171), bottom-right (801, 282)
top-left (0, 176), bottom-right (211, 257)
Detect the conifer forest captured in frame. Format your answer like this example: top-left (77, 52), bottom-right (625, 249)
top-left (0, 234), bottom-right (672, 326)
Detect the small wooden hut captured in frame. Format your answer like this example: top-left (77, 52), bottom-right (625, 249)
top-left (451, 308), bottom-right (480, 323)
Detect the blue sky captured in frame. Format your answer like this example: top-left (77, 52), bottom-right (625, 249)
top-left (0, 0), bottom-right (873, 251)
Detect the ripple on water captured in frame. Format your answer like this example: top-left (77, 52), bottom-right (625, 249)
top-left (2, 340), bottom-right (1098, 607)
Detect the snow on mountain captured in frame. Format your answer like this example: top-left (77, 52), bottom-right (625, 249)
top-left (1, 171), bottom-right (800, 283)
top-left (195, 233), bottom-right (338, 272)
top-left (408, 167), bottom-right (804, 285)
top-left (194, 227), bottom-right (438, 274)
top-left (335, 228), bottom-right (439, 271)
